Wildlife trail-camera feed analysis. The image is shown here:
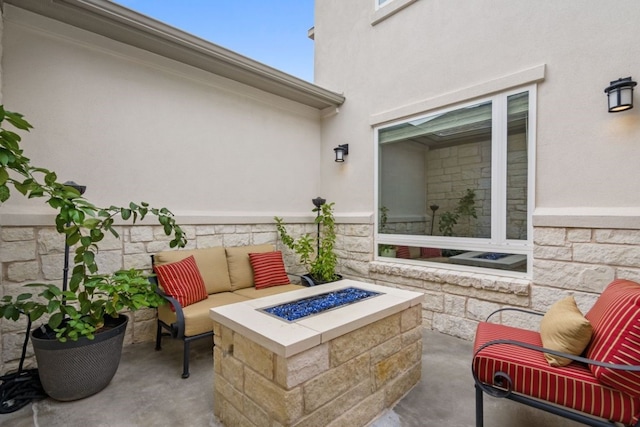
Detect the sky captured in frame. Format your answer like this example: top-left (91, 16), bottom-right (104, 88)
top-left (112, 0), bottom-right (316, 82)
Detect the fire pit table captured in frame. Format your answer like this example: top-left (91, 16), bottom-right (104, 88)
top-left (210, 279), bottom-right (423, 427)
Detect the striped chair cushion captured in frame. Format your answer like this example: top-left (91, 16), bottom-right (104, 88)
top-left (154, 255), bottom-right (208, 308)
top-left (585, 279), bottom-right (640, 397)
top-left (249, 251), bottom-right (290, 289)
top-left (473, 322), bottom-right (640, 425)
top-left (396, 246), bottom-right (411, 259)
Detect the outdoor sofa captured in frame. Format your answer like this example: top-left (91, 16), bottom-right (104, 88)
top-left (473, 279), bottom-right (640, 427)
top-left (150, 244), bottom-right (304, 378)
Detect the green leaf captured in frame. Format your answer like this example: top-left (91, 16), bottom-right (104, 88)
top-left (0, 184), bottom-right (10, 203)
top-left (49, 312), bottom-right (63, 329)
top-left (121, 208), bottom-right (131, 220)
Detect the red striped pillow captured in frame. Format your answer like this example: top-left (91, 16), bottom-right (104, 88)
top-left (396, 246), bottom-right (411, 259)
top-left (249, 251), bottom-right (290, 289)
top-left (585, 279), bottom-right (640, 396)
top-left (154, 255), bottom-right (208, 307)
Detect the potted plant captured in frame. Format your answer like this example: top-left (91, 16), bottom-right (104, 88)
top-left (274, 198), bottom-right (340, 286)
top-left (378, 206), bottom-right (396, 257)
top-left (0, 107), bottom-right (186, 401)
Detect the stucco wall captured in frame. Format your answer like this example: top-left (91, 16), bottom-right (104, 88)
top-left (0, 6), bottom-right (324, 222)
top-left (315, 0), bottom-right (640, 218)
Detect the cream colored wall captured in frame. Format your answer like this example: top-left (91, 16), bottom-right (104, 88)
top-left (315, 0), bottom-right (640, 221)
top-left (0, 6), bottom-right (323, 224)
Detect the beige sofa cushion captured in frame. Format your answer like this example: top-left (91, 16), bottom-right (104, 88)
top-left (157, 292), bottom-right (249, 337)
top-left (233, 284), bottom-right (304, 299)
top-left (154, 247), bottom-right (231, 294)
top-left (226, 244), bottom-right (275, 291)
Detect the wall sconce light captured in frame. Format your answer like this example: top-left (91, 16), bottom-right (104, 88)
top-left (604, 77), bottom-right (637, 113)
top-left (334, 144), bottom-right (349, 162)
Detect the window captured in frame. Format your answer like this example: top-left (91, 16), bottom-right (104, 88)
top-left (377, 0), bottom-right (391, 6)
top-left (376, 87), bottom-right (535, 275)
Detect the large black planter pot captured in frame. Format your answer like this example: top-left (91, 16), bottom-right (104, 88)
top-left (31, 314), bottom-right (128, 401)
top-left (301, 274), bottom-right (343, 287)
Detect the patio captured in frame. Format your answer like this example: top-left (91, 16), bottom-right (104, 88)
top-left (2, 329), bottom-right (582, 427)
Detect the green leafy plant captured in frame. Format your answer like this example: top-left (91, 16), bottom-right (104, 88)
top-left (438, 188), bottom-right (477, 237)
top-left (378, 206), bottom-right (395, 254)
top-left (0, 106), bottom-right (187, 342)
top-left (275, 202), bottom-right (339, 283)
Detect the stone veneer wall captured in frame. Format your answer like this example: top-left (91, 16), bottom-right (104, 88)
top-left (3, 221), bottom-right (638, 375)
top-left (212, 305), bottom-right (422, 427)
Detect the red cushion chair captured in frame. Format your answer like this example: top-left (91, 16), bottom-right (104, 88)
top-left (472, 279), bottom-right (640, 427)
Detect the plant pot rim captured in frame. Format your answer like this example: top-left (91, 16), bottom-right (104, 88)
top-left (31, 314), bottom-right (128, 349)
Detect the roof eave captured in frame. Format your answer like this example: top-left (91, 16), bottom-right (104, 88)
top-left (5, 0), bottom-right (345, 109)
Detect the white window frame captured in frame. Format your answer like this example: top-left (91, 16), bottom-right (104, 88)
top-left (372, 0), bottom-right (419, 26)
top-left (374, 85), bottom-right (537, 278)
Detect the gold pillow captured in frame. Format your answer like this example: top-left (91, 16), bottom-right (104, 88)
top-left (540, 296), bottom-right (593, 367)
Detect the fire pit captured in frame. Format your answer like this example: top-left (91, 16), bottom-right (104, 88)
top-left (210, 280), bottom-right (423, 426)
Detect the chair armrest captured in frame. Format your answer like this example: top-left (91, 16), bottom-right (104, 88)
top-left (485, 307), bottom-right (544, 322)
top-left (472, 337), bottom-right (640, 399)
top-left (148, 275), bottom-right (186, 339)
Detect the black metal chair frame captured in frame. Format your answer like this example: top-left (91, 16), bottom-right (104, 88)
top-left (149, 256), bottom-right (213, 379)
top-left (473, 308), bottom-right (640, 427)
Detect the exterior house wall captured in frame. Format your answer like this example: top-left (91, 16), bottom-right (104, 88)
top-left (3, 0), bottom-right (640, 373)
top-left (0, 6), bottom-right (324, 220)
top-left (314, 0), bottom-right (640, 334)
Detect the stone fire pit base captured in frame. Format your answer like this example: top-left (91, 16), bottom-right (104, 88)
top-left (213, 304), bottom-right (422, 426)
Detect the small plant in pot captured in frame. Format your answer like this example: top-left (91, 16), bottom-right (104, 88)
top-left (0, 107), bottom-right (186, 403)
top-left (378, 206), bottom-right (396, 257)
top-left (274, 198), bottom-right (340, 286)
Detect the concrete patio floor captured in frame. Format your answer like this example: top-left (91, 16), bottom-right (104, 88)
top-left (1, 329), bottom-right (583, 427)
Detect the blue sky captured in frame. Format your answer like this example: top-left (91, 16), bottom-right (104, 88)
top-left (113, 0), bottom-right (315, 82)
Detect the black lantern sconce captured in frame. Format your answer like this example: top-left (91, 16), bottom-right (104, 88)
top-left (604, 77), bottom-right (637, 113)
top-left (333, 144), bottom-right (349, 162)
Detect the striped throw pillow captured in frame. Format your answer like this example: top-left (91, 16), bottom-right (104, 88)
top-left (249, 251), bottom-right (290, 289)
top-left (154, 255), bottom-right (208, 307)
top-left (585, 279), bottom-right (640, 396)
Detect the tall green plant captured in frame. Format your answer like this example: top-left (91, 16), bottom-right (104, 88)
top-left (0, 106), bottom-right (186, 341)
top-left (275, 202), bottom-right (338, 283)
top-left (438, 188), bottom-right (477, 236)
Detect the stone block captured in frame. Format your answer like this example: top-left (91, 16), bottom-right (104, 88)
top-left (244, 368), bottom-right (303, 425)
top-left (421, 292), bottom-right (444, 312)
top-left (533, 245), bottom-right (572, 261)
top-left (303, 353), bottom-right (369, 413)
top-left (400, 305), bottom-right (421, 332)
top-left (567, 228), bottom-right (591, 243)
top-left (221, 351), bottom-right (245, 391)
top-left (234, 333), bottom-right (274, 380)
top-left (534, 228), bottom-right (566, 246)
top-left (243, 395), bottom-right (270, 427)
top-left (251, 232), bottom-right (277, 245)
top-left (373, 341), bottom-right (420, 388)
top-left (401, 326), bottom-right (422, 347)
top-left (2, 227), bottom-right (34, 241)
top-left (124, 242), bottom-right (146, 255)
top-left (293, 379), bottom-right (375, 427)
top-left (466, 299), bottom-right (500, 322)
top-left (129, 226), bottom-right (154, 242)
top-left (196, 234), bottom-right (224, 248)
top-left (37, 229), bottom-right (64, 254)
top-left (131, 318), bottom-right (156, 343)
top-left (195, 225), bottom-right (217, 236)
top-left (533, 259), bottom-right (614, 293)
top-left (224, 234), bottom-right (251, 247)
top-left (7, 261), bottom-right (39, 282)
top-left (384, 361), bottom-right (421, 407)
top-left (432, 314), bottom-right (477, 340)
top-left (330, 314), bottom-right (400, 366)
top-left (370, 336), bottom-right (402, 365)
top-left (594, 229), bottom-right (640, 245)
top-left (215, 374), bottom-right (245, 413)
top-left (574, 243), bottom-right (640, 268)
top-left (329, 389), bottom-right (386, 427)
top-left (123, 253), bottom-right (151, 270)
top-left (218, 397), bottom-right (252, 427)
top-left (41, 253), bottom-right (65, 280)
top-left (275, 343), bottom-right (329, 389)
top-left (0, 240), bottom-right (36, 262)
top-left (443, 294), bottom-right (466, 317)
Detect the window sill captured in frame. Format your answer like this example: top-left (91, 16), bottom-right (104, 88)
top-left (371, 0), bottom-right (419, 26)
